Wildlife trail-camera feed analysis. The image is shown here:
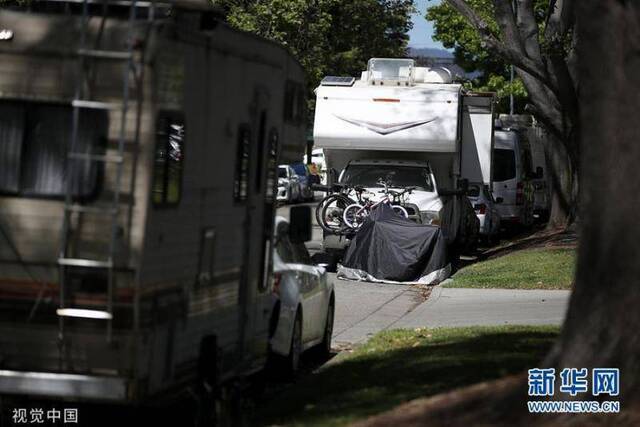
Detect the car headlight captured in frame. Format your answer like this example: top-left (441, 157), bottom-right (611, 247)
top-left (420, 210), bottom-right (441, 226)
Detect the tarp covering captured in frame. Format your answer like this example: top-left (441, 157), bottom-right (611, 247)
top-left (338, 204), bottom-right (450, 284)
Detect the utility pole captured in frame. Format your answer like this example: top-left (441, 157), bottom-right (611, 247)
top-left (509, 0), bottom-right (516, 116)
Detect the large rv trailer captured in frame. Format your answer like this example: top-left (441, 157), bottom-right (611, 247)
top-left (314, 58), bottom-right (494, 255)
top-left (0, 1), bottom-right (307, 403)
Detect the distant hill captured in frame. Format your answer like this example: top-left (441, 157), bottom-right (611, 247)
top-left (407, 47), bottom-right (453, 59)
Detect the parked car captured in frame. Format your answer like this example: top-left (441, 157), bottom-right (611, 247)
top-left (269, 217), bottom-right (335, 374)
top-left (468, 183), bottom-right (501, 244)
top-left (278, 164), bottom-right (302, 203)
top-left (290, 162), bottom-right (316, 202)
top-left (492, 130), bottom-right (537, 227)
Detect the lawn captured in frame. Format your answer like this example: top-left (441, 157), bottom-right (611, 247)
top-left (253, 325), bottom-right (559, 427)
top-left (447, 248), bottom-right (576, 290)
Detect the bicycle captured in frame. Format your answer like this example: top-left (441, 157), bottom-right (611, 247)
top-left (314, 183), bottom-right (364, 234)
top-left (342, 182), bottom-right (412, 230)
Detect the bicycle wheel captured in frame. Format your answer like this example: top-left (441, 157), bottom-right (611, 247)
top-left (343, 204), bottom-right (367, 229)
top-left (391, 205), bottom-right (409, 219)
top-left (316, 194), bottom-right (352, 234)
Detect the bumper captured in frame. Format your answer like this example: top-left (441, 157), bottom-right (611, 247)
top-left (0, 369), bottom-right (127, 401)
top-left (269, 302), bottom-right (297, 357)
top-left (476, 214), bottom-right (490, 235)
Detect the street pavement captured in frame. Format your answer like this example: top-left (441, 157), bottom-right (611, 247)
top-left (276, 202), bottom-right (572, 347)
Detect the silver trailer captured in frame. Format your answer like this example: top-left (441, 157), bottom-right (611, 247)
top-left (0, 0), bottom-right (307, 404)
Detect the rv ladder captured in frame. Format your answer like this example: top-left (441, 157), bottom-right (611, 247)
top-left (57, 0), bottom-right (139, 345)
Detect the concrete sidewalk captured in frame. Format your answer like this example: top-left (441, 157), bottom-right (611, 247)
top-left (331, 274), bottom-right (572, 345)
top-left (395, 285), bottom-right (571, 329)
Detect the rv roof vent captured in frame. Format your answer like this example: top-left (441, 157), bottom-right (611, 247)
top-left (366, 58), bottom-right (415, 86)
top-left (414, 67), bottom-right (453, 84)
top-left (321, 76), bottom-right (356, 86)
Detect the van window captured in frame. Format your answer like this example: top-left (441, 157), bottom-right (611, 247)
top-left (233, 125), bottom-right (251, 203)
top-left (493, 149), bottom-right (516, 182)
top-left (0, 101), bottom-right (107, 199)
top-left (152, 112), bottom-right (185, 206)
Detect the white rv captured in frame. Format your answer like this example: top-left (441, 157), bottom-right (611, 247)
top-left (313, 58), bottom-right (494, 255)
top-left (0, 0), bottom-right (308, 411)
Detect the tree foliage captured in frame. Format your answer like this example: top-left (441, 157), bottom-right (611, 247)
top-left (426, 0), bottom-right (546, 113)
top-left (427, 1), bottom-right (579, 228)
top-left (216, 0), bottom-right (415, 113)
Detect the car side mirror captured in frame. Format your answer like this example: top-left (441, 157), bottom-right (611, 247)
top-left (495, 197), bottom-right (504, 204)
top-left (289, 205), bottom-right (312, 243)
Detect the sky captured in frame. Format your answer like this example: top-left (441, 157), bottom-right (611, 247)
top-left (408, 0), bottom-right (446, 49)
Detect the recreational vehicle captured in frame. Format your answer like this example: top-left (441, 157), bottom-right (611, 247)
top-left (0, 0), bottom-right (308, 408)
top-left (313, 58), bottom-right (494, 257)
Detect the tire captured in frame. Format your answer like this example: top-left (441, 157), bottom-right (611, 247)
top-left (316, 194), bottom-right (352, 234)
top-left (285, 310), bottom-right (303, 377)
top-left (319, 298), bottom-right (334, 358)
top-left (391, 205), bottom-right (409, 218)
top-left (343, 203), bottom-right (366, 229)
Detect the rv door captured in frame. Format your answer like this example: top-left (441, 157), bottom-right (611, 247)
top-left (460, 94), bottom-right (494, 186)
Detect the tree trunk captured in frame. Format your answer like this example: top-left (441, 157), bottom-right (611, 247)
top-left (546, 0), bottom-right (640, 400)
top-left (544, 133), bottom-right (578, 229)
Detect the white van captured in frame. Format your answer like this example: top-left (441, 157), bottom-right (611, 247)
top-left (492, 130), bottom-right (537, 227)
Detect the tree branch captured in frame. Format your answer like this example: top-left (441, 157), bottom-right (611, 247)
top-left (445, 0), bottom-right (549, 85)
top-left (517, 0), bottom-right (543, 62)
top-left (544, 0), bottom-right (574, 40)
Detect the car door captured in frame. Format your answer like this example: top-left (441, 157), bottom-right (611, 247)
top-left (291, 242), bottom-right (325, 340)
top-left (276, 231), bottom-right (318, 343)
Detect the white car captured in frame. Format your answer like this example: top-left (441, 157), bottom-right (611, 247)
top-left (269, 217), bottom-right (335, 374)
top-left (277, 164), bottom-right (302, 203)
top-left (468, 182), bottom-right (501, 243)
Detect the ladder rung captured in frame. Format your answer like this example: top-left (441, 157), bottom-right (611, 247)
top-left (66, 205), bottom-right (119, 215)
top-left (72, 100), bottom-right (119, 110)
top-left (68, 152), bottom-right (124, 163)
top-left (77, 49), bottom-right (133, 60)
top-left (58, 258), bottom-right (113, 268)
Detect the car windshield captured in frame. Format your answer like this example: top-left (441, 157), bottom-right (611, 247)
top-left (278, 167), bottom-right (288, 178)
top-left (340, 164), bottom-right (434, 191)
top-left (494, 149), bottom-right (516, 181)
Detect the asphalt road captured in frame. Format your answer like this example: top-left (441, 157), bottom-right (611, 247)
top-left (276, 201), bottom-right (572, 346)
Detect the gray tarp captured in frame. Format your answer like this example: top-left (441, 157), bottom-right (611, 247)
top-left (338, 203), bottom-right (450, 285)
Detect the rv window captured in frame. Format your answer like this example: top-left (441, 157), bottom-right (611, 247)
top-left (0, 101), bottom-right (107, 198)
top-left (152, 112), bottom-right (185, 206)
top-left (493, 149), bottom-right (516, 182)
top-left (234, 126), bottom-right (251, 203)
top-left (265, 129), bottom-right (279, 203)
